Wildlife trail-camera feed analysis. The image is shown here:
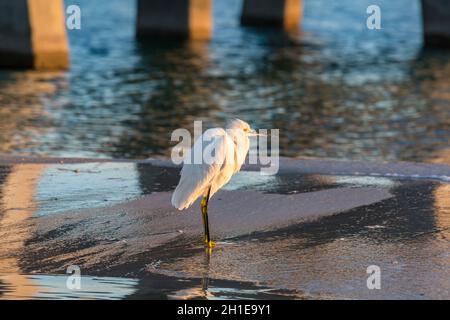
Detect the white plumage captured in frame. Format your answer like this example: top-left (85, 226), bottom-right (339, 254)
top-left (171, 119), bottom-right (254, 210)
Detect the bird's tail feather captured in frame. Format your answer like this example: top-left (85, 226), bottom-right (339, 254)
top-left (171, 181), bottom-right (205, 210)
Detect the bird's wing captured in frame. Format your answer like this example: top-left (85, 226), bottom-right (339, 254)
top-left (171, 128), bottom-right (231, 210)
top-left (233, 131), bottom-right (250, 173)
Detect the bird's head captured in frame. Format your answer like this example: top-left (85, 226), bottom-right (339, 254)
top-left (226, 118), bottom-right (266, 136)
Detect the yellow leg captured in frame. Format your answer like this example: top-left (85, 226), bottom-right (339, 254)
top-left (201, 187), bottom-right (216, 248)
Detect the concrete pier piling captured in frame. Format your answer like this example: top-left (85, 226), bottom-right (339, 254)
top-left (136, 0), bottom-right (212, 40)
top-left (421, 0), bottom-right (450, 47)
top-left (0, 0), bottom-right (69, 69)
top-left (240, 0), bottom-right (302, 29)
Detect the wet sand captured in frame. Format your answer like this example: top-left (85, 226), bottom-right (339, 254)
top-left (0, 156), bottom-right (449, 299)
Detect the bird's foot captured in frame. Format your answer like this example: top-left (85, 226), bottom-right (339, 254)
top-left (204, 240), bottom-right (216, 248)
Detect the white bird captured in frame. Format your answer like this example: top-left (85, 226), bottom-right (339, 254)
top-left (171, 119), bottom-right (263, 248)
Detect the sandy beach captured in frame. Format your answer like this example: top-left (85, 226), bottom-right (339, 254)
top-left (0, 156), bottom-right (448, 299)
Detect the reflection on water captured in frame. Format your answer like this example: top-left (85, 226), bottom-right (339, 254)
top-left (0, 274), bottom-right (138, 300)
top-left (0, 163), bottom-right (141, 300)
top-left (434, 184), bottom-right (450, 240)
top-left (0, 0), bottom-right (448, 162)
top-left (0, 72), bottom-right (66, 155)
top-left (35, 163), bottom-right (142, 216)
top-left (0, 164), bottom-right (47, 298)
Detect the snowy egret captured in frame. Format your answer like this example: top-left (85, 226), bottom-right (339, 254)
top-left (171, 119), bottom-right (263, 248)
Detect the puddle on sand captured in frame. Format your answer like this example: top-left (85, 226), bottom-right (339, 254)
top-left (0, 274), bottom-right (138, 300)
top-left (0, 272), bottom-right (303, 300)
top-left (0, 162), bottom-right (180, 216)
top-left (122, 272), bottom-right (306, 300)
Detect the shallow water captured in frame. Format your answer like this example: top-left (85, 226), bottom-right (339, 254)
top-left (0, 274), bottom-right (138, 300)
top-left (0, 162), bottom-right (448, 299)
top-left (0, 0), bottom-right (449, 162)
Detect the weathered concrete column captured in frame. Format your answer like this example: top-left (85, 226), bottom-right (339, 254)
top-left (240, 0), bottom-right (302, 29)
top-left (421, 0), bottom-right (450, 47)
top-left (0, 0), bottom-right (69, 69)
top-left (136, 0), bottom-right (212, 40)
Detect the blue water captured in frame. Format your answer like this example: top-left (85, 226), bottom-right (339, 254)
top-left (0, 0), bottom-right (449, 162)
